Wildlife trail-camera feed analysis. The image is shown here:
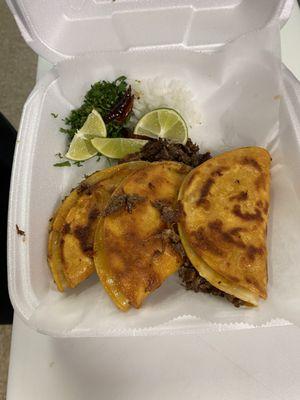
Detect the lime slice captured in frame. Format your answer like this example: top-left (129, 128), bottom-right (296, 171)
top-left (65, 132), bottom-right (98, 161)
top-left (91, 138), bottom-right (147, 159)
top-left (134, 108), bottom-right (188, 144)
top-left (80, 109), bottom-right (107, 138)
top-left (65, 109), bottom-right (107, 161)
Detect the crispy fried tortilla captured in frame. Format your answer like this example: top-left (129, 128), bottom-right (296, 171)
top-left (94, 161), bottom-right (191, 311)
top-left (178, 147), bottom-right (271, 306)
top-left (48, 161), bottom-right (147, 291)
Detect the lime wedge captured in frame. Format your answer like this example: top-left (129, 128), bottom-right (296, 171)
top-left (80, 109), bottom-right (107, 138)
top-left (91, 138), bottom-right (147, 159)
top-left (65, 132), bottom-right (98, 161)
top-left (134, 108), bottom-right (188, 144)
top-left (65, 109), bottom-right (107, 161)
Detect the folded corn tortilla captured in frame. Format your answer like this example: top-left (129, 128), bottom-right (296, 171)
top-left (178, 147), bottom-right (271, 306)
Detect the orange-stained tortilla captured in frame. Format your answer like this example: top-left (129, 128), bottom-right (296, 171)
top-left (48, 161), bottom-right (148, 291)
top-left (178, 147), bottom-right (271, 305)
top-left (94, 161), bottom-right (191, 311)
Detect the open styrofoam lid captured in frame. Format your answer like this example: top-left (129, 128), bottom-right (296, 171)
top-left (7, 0), bottom-right (294, 64)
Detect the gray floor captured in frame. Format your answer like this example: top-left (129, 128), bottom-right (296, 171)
top-left (0, 0), bottom-right (37, 128)
top-left (0, 327), bottom-right (12, 400)
top-left (0, 0), bottom-right (37, 398)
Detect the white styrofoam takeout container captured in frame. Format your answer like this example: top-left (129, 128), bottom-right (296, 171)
top-left (6, 0), bottom-right (294, 62)
top-left (6, 0), bottom-right (300, 337)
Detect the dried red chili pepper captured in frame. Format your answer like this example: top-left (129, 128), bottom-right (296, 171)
top-left (104, 86), bottom-right (134, 124)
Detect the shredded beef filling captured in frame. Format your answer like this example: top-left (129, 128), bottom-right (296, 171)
top-left (104, 193), bottom-right (145, 216)
top-left (160, 228), bottom-right (186, 259)
top-left (152, 201), bottom-right (186, 258)
top-left (152, 200), bottom-right (183, 228)
top-left (179, 260), bottom-right (245, 307)
top-left (119, 138), bottom-right (211, 168)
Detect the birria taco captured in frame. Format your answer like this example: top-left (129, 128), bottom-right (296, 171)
top-left (94, 161), bottom-right (191, 310)
top-left (48, 161), bottom-right (147, 291)
top-left (178, 147), bottom-right (271, 306)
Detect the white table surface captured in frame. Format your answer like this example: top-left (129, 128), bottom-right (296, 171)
top-left (6, 4), bottom-right (300, 400)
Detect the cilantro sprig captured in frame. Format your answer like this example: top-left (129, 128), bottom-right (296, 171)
top-left (60, 76), bottom-right (129, 140)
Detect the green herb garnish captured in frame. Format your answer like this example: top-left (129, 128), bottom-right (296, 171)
top-left (53, 161), bottom-right (71, 167)
top-left (51, 113), bottom-right (58, 118)
top-left (55, 152), bottom-right (63, 159)
top-left (60, 76), bottom-right (129, 140)
top-left (73, 161), bottom-right (83, 167)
